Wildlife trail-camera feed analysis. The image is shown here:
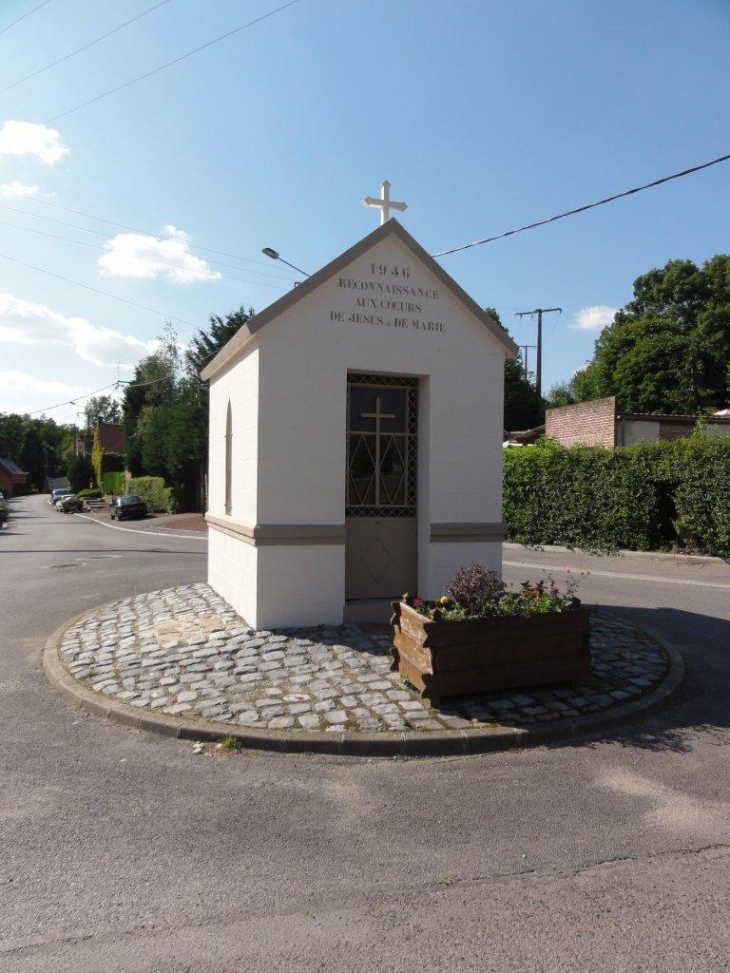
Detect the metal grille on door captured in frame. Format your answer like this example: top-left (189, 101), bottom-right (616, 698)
top-left (345, 374), bottom-right (418, 600)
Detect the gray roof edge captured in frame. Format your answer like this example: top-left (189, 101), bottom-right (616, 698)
top-left (201, 220), bottom-right (517, 381)
top-left (0, 457), bottom-right (27, 475)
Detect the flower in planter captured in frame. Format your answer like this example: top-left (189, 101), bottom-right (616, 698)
top-left (407, 564), bottom-right (583, 621)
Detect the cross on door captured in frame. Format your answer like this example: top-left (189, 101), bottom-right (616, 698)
top-left (360, 395), bottom-right (395, 433)
top-left (360, 395), bottom-right (395, 507)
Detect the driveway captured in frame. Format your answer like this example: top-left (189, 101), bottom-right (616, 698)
top-left (2, 497), bottom-right (729, 972)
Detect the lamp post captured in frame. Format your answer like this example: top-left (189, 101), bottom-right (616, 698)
top-left (261, 247), bottom-right (310, 279)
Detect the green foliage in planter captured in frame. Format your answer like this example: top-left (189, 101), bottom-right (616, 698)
top-left (503, 436), bottom-right (730, 555)
top-left (77, 488), bottom-right (101, 499)
top-left (406, 567), bottom-right (581, 621)
top-left (126, 476), bottom-right (176, 513)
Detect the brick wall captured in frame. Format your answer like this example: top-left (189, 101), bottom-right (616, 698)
top-left (545, 396), bottom-right (617, 447)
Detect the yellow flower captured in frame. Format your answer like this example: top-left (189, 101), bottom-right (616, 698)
top-left (438, 596), bottom-right (451, 607)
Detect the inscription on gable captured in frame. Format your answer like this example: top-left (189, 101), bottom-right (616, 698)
top-left (330, 261), bottom-right (446, 334)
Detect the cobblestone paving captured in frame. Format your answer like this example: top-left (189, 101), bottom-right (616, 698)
top-left (59, 583), bottom-right (669, 734)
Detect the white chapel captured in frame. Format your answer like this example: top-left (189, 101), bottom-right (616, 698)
top-left (201, 217), bottom-right (517, 629)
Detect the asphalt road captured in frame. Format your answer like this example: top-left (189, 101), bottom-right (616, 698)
top-left (2, 496), bottom-right (730, 973)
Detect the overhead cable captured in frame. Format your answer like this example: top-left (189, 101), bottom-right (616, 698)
top-left (26, 380), bottom-right (118, 417)
top-left (0, 250), bottom-right (198, 327)
top-left (0, 214), bottom-right (289, 289)
top-left (45, 0), bottom-right (303, 123)
top-left (0, 0), bottom-right (177, 95)
top-left (0, 0), bottom-right (53, 37)
top-left (432, 152), bottom-right (730, 258)
top-left (0, 189), bottom-right (295, 273)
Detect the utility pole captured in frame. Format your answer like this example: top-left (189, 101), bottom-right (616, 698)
top-left (519, 344), bottom-right (536, 381)
top-left (515, 307), bottom-right (562, 397)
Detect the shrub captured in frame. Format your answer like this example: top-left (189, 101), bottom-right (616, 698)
top-left (446, 564), bottom-right (506, 615)
top-left (503, 436), bottom-right (730, 556)
top-left (126, 476), bottom-right (175, 513)
top-left (77, 488), bottom-right (101, 499)
top-left (66, 454), bottom-right (94, 493)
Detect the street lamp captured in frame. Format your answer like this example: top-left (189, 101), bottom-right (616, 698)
top-left (261, 247), bottom-right (310, 278)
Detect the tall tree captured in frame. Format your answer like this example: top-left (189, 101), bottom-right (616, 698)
top-left (84, 394), bottom-right (121, 425)
top-left (184, 307), bottom-right (254, 377)
top-left (19, 427), bottom-right (46, 489)
top-left (485, 307), bottom-right (546, 430)
top-left (571, 255), bottom-right (730, 414)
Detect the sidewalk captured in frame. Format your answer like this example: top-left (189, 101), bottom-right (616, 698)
top-left (45, 583), bottom-right (683, 757)
top-left (80, 506), bottom-right (207, 533)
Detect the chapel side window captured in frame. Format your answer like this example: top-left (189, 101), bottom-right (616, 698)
top-left (225, 401), bottom-right (232, 516)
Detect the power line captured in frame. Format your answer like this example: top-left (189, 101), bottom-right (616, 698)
top-left (0, 0), bottom-right (177, 95)
top-left (44, 0), bottom-right (303, 124)
top-left (0, 188), bottom-right (297, 274)
top-left (0, 0), bottom-right (53, 37)
top-left (26, 381), bottom-right (118, 418)
top-left (0, 249), bottom-right (198, 327)
top-left (432, 152), bottom-right (730, 258)
top-left (0, 213), bottom-right (290, 289)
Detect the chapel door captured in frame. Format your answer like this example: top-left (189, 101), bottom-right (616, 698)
top-left (345, 374), bottom-right (418, 600)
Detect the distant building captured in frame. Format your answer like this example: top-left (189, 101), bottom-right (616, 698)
top-left (77, 421), bottom-right (128, 458)
top-left (545, 396), bottom-right (730, 448)
top-left (0, 458), bottom-right (29, 497)
top-left (503, 425), bottom-right (545, 447)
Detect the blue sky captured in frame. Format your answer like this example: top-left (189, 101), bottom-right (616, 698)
top-left (0, 0), bottom-right (728, 421)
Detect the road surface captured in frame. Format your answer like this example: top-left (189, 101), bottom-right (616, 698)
top-left (1, 496), bottom-right (729, 972)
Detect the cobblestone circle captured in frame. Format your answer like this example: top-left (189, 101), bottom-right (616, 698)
top-left (59, 584), bottom-right (669, 734)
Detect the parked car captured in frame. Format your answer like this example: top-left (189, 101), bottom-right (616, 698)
top-left (59, 494), bottom-right (83, 513)
top-left (50, 488), bottom-right (67, 505)
top-left (110, 495), bottom-right (148, 521)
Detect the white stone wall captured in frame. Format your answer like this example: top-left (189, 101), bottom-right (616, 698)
top-left (207, 231), bottom-right (508, 628)
top-left (208, 346), bottom-right (259, 523)
top-left (208, 526), bottom-right (258, 624)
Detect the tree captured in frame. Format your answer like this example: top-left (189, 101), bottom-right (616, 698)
top-left (0, 413), bottom-right (26, 460)
top-left (84, 394), bottom-right (120, 425)
top-left (485, 307), bottom-right (546, 431)
top-left (19, 427), bottom-right (46, 489)
top-left (66, 454), bottom-right (94, 493)
top-left (184, 306), bottom-right (254, 377)
top-left (571, 255), bottom-right (730, 414)
top-left (545, 381), bottom-right (575, 408)
top-left (119, 312), bottom-right (254, 511)
top-left (504, 356), bottom-right (545, 430)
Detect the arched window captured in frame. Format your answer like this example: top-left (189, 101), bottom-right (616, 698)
top-left (224, 401), bottom-right (232, 516)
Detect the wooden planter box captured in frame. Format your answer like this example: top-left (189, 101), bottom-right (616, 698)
top-left (390, 601), bottom-right (591, 701)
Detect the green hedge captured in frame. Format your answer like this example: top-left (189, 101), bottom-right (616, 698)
top-left (126, 476), bottom-right (176, 513)
top-left (102, 471), bottom-right (125, 496)
top-left (503, 437), bottom-right (730, 556)
top-left (77, 488), bottom-right (101, 499)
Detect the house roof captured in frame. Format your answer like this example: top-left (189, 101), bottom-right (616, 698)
top-left (96, 422), bottom-right (127, 453)
top-left (201, 219), bottom-right (518, 381)
top-left (0, 457), bottom-right (28, 477)
top-left (618, 413), bottom-right (730, 425)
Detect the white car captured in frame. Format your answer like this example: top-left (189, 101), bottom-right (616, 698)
top-left (50, 488), bottom-right (67, 506)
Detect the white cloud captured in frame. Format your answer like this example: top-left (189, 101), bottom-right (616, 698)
top-left (0, 293), bottom-right (156, 367)
top-left (98, 225), bottom-right (221, 284)
top-left (0, 180), bottom-right (40, 197)
top-left (569, 305), bottom-right (618, 331)
top-left (0, 121), bottom-right (68, 165)
top-left (0, 370), bottom-right (84, 397)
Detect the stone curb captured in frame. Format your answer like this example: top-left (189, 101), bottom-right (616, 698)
top-left (504, 541), bottom-right (727, 566)
top-left (42, 607), bottom-right (684, 758)
top-left (74, 512), bottom-right (207, 541)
